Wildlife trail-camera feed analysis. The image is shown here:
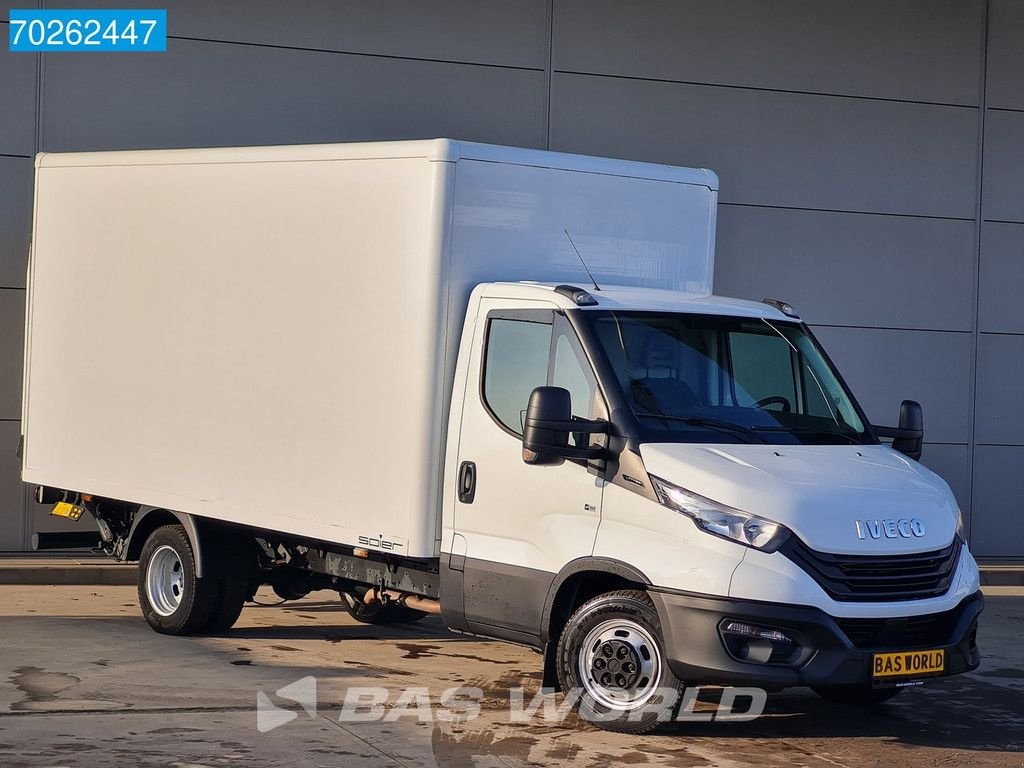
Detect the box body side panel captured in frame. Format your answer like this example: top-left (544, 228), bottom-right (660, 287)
top-left (24, 153), bottom-right (445, 557)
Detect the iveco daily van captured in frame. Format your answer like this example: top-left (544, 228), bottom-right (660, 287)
top-left (21, 140), bottom-right (982, 733)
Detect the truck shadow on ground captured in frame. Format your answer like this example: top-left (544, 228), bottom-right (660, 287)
top-left (225, 606), bottom-right (472, 645)
top-left (652, 675), bottom-right (1024, 753)
top-left (422, 670), bottom-right (1024, 768)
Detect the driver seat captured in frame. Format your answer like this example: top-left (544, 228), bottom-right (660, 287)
top-left (630, 335), bottom-right (703, 414)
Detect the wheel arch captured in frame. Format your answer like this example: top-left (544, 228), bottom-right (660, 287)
top-left (540, 558), bottom-right (652, 689)
top-left (124, 507), bottom-right (206, 578)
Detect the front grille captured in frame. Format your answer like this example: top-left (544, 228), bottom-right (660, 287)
top-left (836, 608), bottom-right (962, 649)
top-left (780, 536), bottom-right (962, 602)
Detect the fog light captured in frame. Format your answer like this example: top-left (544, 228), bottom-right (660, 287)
top-left (719, 619), bottom-right (802, 665)
top-left (722, 621), bottom-right (794, 645)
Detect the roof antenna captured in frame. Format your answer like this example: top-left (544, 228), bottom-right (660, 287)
top-left (564, 229), bottom-right (601, 291)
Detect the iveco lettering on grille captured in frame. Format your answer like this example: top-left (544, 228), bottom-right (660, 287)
top-left (855, 518), bottom-right (927, 540)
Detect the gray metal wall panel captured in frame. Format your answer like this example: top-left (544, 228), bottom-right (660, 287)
top-left (0, 157), bottom-right (33, 289)
top-left (0, 3), bottom-right (1014, 555)
top-left (978, 221), bottom-right (1024, 333)
top-left (53, 0), bottom-right (549, 69)
top-left (812, 326), bottom-right (972, 445)
top-left (920, 443), bottom-right (971, 519)
top-left (715, 205), bottom-right (975, 331)
top-left (0, 27), bottom-right (36, 156)
top-left (974, 333), bottom-right (1024, 445)
top-left (0, 290), bottom-right (24, 421)
top-left (0, 421), bottom-right (25, 550)
top-left (554, 0), bottom-right (984, 105)
top-left (982, 110), bottom-right (1024, 223)
top-left (42, 39), bottom-right (547, 152)
top-left (987, 0), bottom-right (1024, 110)
top-left (971, 445), bottom-right (1024, 557)
top-left (550, 73), bottom-right (979, 218)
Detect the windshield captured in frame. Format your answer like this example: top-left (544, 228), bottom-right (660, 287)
top-left (586, 311), bottom-right (873, 446)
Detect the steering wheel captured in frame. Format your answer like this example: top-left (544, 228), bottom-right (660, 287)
top-left (755, 395), bottom-right (792, 412)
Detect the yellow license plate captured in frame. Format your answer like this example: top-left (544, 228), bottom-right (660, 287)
top-left (50, 501), bottom-right (84, 521)
top-left (872, 649), bottom-right (945, 678)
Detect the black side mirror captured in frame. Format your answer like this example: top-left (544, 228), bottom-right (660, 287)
top-left (875, 399), bottom-right (924, 461)
top-left (522, 386), bottom-right (607, 465)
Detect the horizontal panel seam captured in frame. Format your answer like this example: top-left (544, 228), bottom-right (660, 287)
top-left (164, 34), bottom-right (546, 73)
top-left (720, 201), bottom-right (974, 223)
top-left (0, 153), bottom-right (31, 160)
top-left (555, 68), bottom-right (980, 110)
top-left (809, 324), bottom-right (972, 334)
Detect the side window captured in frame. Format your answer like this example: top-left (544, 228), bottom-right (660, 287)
top-left (551, 325), bottom-right (606, 449)
top-left (729, 331), bottom-right (799, 409)
top-left (550, 319), bottom-right (603, 422)
top-left (483, 317), bottom-right (552, 435)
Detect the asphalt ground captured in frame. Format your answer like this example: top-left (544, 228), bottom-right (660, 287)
top-left (0, 584), bottom-right (1021, 767)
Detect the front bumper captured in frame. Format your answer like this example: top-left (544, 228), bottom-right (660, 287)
top-left (650, 589), bottom-right (983, 688)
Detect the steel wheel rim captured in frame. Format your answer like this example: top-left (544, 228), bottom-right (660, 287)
top-left (579, 618), bottom-right (662, 710)
top-left (146, 544), bottom-right (185, 616)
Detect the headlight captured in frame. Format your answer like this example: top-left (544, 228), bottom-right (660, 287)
top-left (955, 505), bottom-right (965, 541)
top-left (650, 476), bottom-right (791, 551)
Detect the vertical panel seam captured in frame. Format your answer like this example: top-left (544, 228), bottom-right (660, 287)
top-left (966, 0), bottom-right (991, 546)
top-left (23, 0), bottom-right (43, 551)
top-left (544, 0), bottom-right (554, 150)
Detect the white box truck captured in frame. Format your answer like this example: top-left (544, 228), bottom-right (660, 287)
top-left (22, 139), bottom-right (982, 733)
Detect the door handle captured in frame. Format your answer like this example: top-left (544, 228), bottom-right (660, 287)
top-left (458, 461), bottom-right (477, 504)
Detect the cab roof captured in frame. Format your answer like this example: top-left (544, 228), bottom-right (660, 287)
top-left (482, 282), bottom-right (799, 322)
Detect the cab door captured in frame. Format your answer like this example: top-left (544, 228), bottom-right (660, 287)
top-left (450, 299), bottom-right (607, 644)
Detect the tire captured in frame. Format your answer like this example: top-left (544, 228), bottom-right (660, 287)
top-left (138, 524), bottom-right (218, 635)
top-left (201, 533), bottom-right (257, 633)
top-left (343, 593), bottom-right (429, 625)
top-left (202, 576), bottom-right (248, 633)
top-left (556, 589), bottom-right (683, 734)
top-left (812, 684), bottom-right (903, 706)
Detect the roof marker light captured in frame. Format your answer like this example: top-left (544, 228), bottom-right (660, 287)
top-left (554, 284), bottom-right (598, 306)
top-left (762, 298), bottom-right (800, 318)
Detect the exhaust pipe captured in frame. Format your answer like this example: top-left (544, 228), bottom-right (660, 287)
top-left (362, 587), bottom-right (441, 615)
top-left (34, 485), bottom-right (74, 505)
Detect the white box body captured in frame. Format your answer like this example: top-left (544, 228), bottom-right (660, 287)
top-left (22, 139), bottom-right (718, 558)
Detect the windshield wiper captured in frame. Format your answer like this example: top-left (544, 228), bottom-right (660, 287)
top-left (635, 413), bottom-right (767, 444)
top-left (751, 424), bottom-right (863, 445)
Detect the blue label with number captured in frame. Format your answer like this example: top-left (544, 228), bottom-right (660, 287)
top-left (8, 9), bottom-right (167, 52)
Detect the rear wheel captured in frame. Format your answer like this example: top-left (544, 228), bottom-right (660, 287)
top-left (201, 532), bottom-right (257, 633)
top-left (203, 576), bottom-right (249, 633)
top-left (556, 589), bottom-right (683, 734)
top-left (813, 684), bottom-right (903, 706)
top-left (138, 524), bottom-right (217, 635)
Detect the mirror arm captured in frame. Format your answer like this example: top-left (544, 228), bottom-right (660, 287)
top-left (874, 425), bottom-right (923, 439)
top-left (523, 440), bottom-right (604, 460)
top-left (524, 417), bottom-right (608, 434)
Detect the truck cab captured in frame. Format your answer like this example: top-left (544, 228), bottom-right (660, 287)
top-left (441, 280), bottom-right (981, 730)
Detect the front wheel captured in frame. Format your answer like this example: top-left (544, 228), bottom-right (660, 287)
top-left (556, 589), bottom-right (683, 734)
top-left (812, 684), bottom-right (903, 706)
